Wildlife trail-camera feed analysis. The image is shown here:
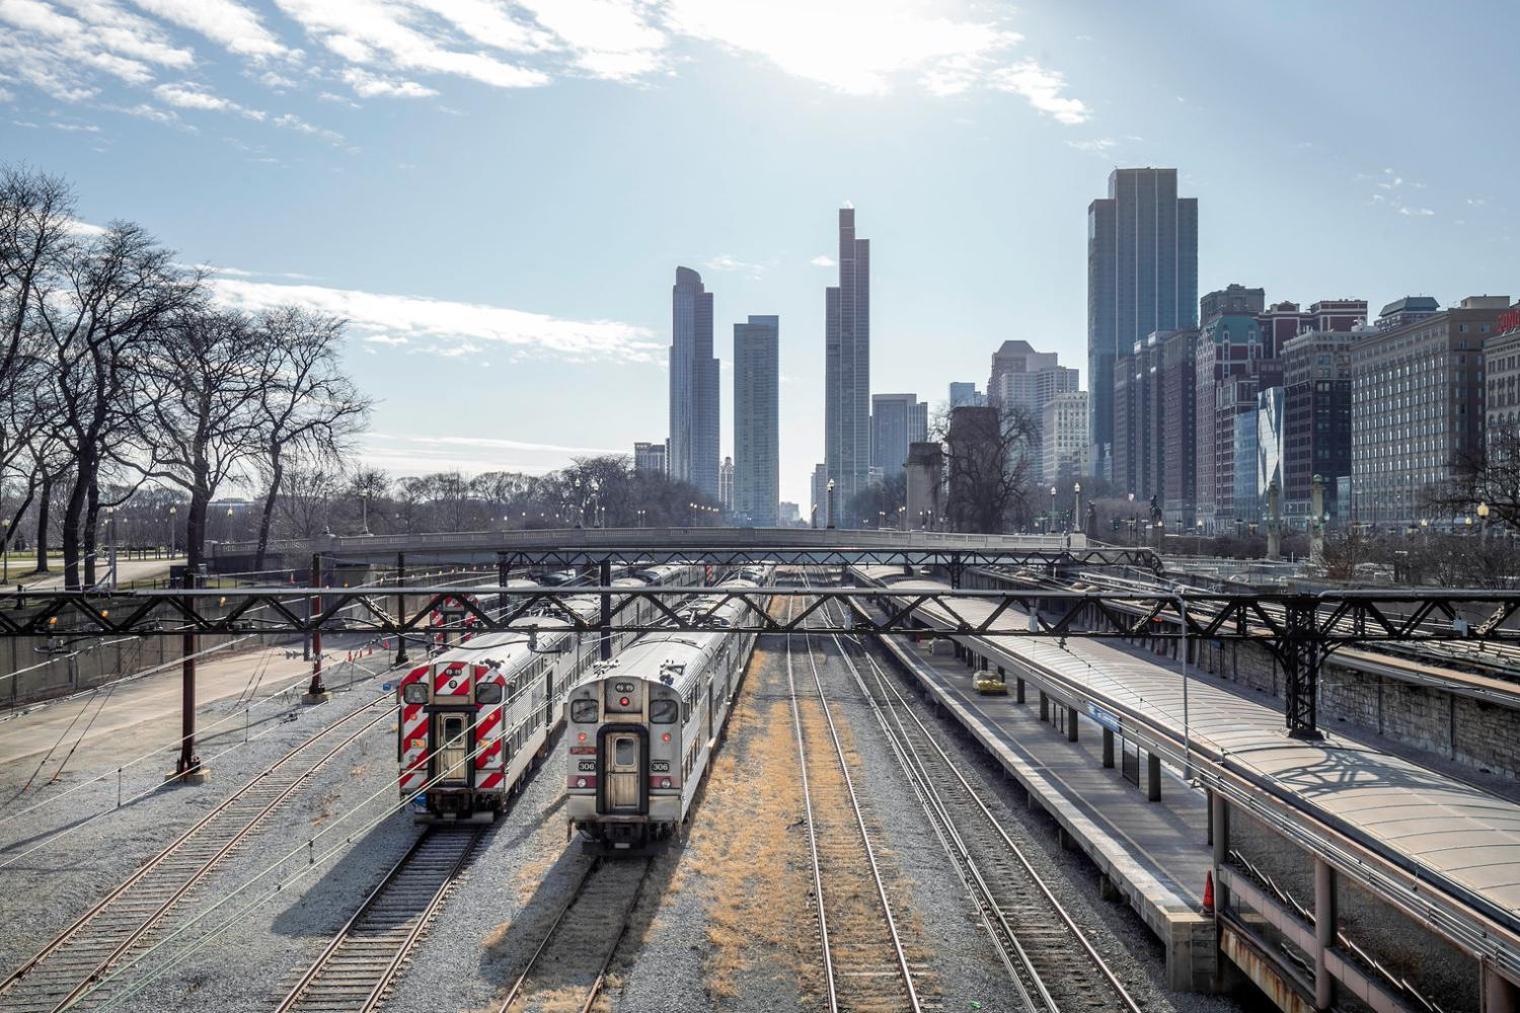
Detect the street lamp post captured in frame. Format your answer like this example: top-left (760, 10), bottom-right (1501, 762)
top-left (1049, 485), bottom-right (1057, 536)
top-left (897, 505), bottom-right (906, 530)
top-left (826, 479), bottom-right (836, 530)
top-left (1195, 518), bottom-right (1204, 556)
top-left (1128, 492), bottom-right (1136, 546)
top-left (169, 505), bottom-right (178, 556)
top-left (1479, 501), bottom-right (1490, 542)
top-left (2, 517), bottom-right (8, 584)
top-left (1072, 482), bottom-right (1082, 537)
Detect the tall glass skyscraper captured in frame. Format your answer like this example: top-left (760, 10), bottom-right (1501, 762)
top-left (734, 315), bottom-right (780, 526)
top-left (825, 207), bottom-right (870, 524)
top-left (669, 266), bottom-right (719, 499)
top-left (1087, 168), bottom-right (1198, 480)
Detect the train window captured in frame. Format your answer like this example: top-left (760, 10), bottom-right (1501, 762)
top-left (650, 699), bottom-right (678, 723)
top-left (615, 738), bottom-right (635, 765)
top-left (477, 682), bottom-right (503, 704)
top-left (402, 683), bottom-right (428, 704)
top-left (571, 698), bottom-right (598, 723)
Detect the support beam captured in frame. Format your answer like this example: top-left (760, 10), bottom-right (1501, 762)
top-left (1315, 857), bottom-right (1334, 1011)
top-left (1102, 727), bottom-right (1114, 768)
top-left (1147, 752), bottom-right (1162, 801)
top-left (1284, 597), bottom-right (1324, 740)
top-left (1039, 690), bottom-right (1049, 722)
top-left (1015, 677), bottom-right (1025, 704)
top-left (598, 558), bottom-right (612, 661)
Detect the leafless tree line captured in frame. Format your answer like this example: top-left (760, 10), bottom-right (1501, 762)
top-left (1, 165), bottom-right (370, 587)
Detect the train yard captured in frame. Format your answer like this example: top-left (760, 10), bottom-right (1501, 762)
top-left (0, 565), bottom-right (1256, 1013)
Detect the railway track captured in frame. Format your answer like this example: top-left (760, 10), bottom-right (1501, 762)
top-left (816, 593), bottom-right (1142, 1013)
top-left (0, 701), bottom-right (393, 1013)
top-left (494, 855), bottom-right (654, 1013)
top-left (785, 590), bottom-right (926, 1013)
top-left (276, 826), bottom-right (484, 1013)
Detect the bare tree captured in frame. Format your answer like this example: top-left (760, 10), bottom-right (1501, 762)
top-left (1, 165), bottom-right (74, 394)
top-left (251, 307), bottom-right (370, 568)
top-left (32, 222), bottom-right (198, 587)
top-left (276, 454), bottom-right (343, 540)
top-left (1434, 415), bottom-right (1520, 532)
top-left (937, 404), bottom-right (1039, 534)
top-left (136, 309), bottom-right (274, 577)
top-left (347, 466), bottom-right (390, 534)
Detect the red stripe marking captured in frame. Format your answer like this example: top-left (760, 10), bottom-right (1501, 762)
top-left (478, 772), bottom-right (504, 791)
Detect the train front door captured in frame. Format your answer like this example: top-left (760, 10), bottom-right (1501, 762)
top-left (603, 730), bottom-right (642, 812)
top-left (432, 712), bottom-right (470, 785)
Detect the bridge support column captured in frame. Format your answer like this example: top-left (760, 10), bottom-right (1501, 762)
top-left (394, 552), bottom-right (409, 666)
top-left (1147, 752), bottom-right (1162, 801)
top-left (1102, 727), bottom-right (1114, 768)
top-left (1015, 677), bottom-right (1025, 703)
top-left (497, 551), bottom-right (509, 587)
top-left (1283, 597), bottom-right (1324, 740)
top-left (1314, 857), bottom-right (1334, 1011)
top-left (1067, 708), bottom-right (1079, 742)
top-left (304, 552), bottom-right (330, 703)
top-left (599, 558), bottom-right (612, 661)
top-left (1039, 690), bottom-right (1048, 722)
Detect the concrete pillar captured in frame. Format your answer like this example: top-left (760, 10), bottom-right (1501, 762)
top-left (1102, 727), bottom-right (1115, 768)
top-left (1039, 690), bottom-right (1049, 722)
top-left (1147, 752), bottom-right (1162, 801)
top-left (1211, 792), bottom-right (1229, 911)
top-left (1315, 857), bottom-right (1334, 1011)
top-left (1067, 708), bottom-right (1079, 742)
top-left (1015, 677), bottom-right (1025, 703)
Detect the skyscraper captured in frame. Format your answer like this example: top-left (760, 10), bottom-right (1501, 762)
top-left (948, 382), bottom-right (985, 408)
top-left (633, 441), bottom-right (667, 475)
top-left (1087, 168), bottom-right (1198, 479)
top-left (734, 315), bottom-right (780, 526)
top-left (719, 457), bottom-right (734, 512)
top-left (669, 266), bottom-right (719, 499)
top-left (825, 207), bottom-right (870, 523)
top-left (870, 393), bottom-right (927, 481)
top-left (986, 340), bottom-right (1079, 415)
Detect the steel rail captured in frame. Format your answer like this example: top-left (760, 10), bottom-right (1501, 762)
top-left (793, 578), bottom-right (923, 1013)
top-left (820, 594), bottom-right (1143, 1013)
top-left (275, 826), bottom-right (484, 1013)
top-left (0, 702), bottom-right (393, 1013)
top-left (493, 856), bottom-right (655, 1013)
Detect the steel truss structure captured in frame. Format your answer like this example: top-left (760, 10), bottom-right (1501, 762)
top-left (4, 584), bottom-right (1516, 738)
top-left (487, 545), bottom-right (1164, 580)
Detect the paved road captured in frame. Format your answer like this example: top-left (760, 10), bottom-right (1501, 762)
top-left (23, 557), bottom-right (184, 590)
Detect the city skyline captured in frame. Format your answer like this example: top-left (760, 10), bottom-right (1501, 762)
top-left (5, 2), bottom-right (1519, 506)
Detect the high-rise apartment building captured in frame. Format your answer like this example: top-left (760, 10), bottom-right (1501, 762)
top-left (871, 393), bottom-right (928, 480)
top-left (1113, 332), bottom-right (1164, 500)
top-left (1042, 392), bottom-right (1089, 486)
top-left (1195, 287), bottom-right (1274, 530)
top-left (1255, 386), bottom-right (1286, 523)
top-left (825, 207), bottom-right (870, 523)
top-left (669, 267), bottom-right (719, 499)
top-left (1160, 328), bottom-right (1198, 528)
top-left (1483, 306), bottom-right (1520, 442)
top-left (1281, 300), bottom-right (1367, 522)
top-left (948, 382), bottom-right (985, 409)
top-left (633, 441), bottom-right (667, 475)
top-left (1087, 167), bottom-right (1198, 480)
top-left (1352, 296), bottom-right (1510, 527)
top-left (734, 315), bottom-right (780, 526)
top-left (719, 457), bottom-right (734, 512)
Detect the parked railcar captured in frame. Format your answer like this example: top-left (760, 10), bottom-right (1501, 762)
top-left (564, 578), bottom-right (762, 848)
top-left (396, 565), bottom-right (700, 822)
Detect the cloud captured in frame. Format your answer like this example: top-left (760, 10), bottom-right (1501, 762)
top-left (810, 254), bottom-right (836, 268)
top-left (987, 60), bottom-right (1088, 124)
top-left (514, 0), bottom-right (666, 81)
top-left (1066, 137), bottom-right (1114, 154)
top-left (154, 81), bottom-right (235, 111)
top-left (206, 276), bottom-right (661, 363)
top-left (342, 67), bottom-right (437, 98)
top-left (271, 0), bottom-right (549, 90)
top-left (358, 431), bottom-right (623, 477)
top-left (49, 120), bottom-right (100, 131)
top-left (1398, 206), bottom-right (1435, 217)
top-left (704, 253), bottom-right (766, 277)
top-left (131, 0), bottom-right (289, 60)
top-left (0, 86), bottom-right (13, 102)
top-left (271, 111), bottom-right (344, 144)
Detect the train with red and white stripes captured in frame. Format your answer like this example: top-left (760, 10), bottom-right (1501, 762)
top-left (396, 565), bottom-right (697, 822)
top-left (565, 575), bottom-right (765, 848)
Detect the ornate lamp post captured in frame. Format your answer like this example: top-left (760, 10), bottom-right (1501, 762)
top-left (1127, 492), bottom-right (1136, 545)
top-left (826, 479), bottom-right (836, 530)
top-left (1072, 482), bottom-right (1082, 536)
top-left (168, 504), bottom-right (178, 556)
top-left (1479, 501), bottom-right (1490, 542)
top-left (1048, 485), bottom-right (1057, 535)
top-left (2, 517), bottom-right (9, 583)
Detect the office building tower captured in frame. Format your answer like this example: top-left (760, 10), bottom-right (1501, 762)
top-left (825, 207), bottom-right (871, 523)
top-left (719, 457), bottom-right (734, 512)
top-left (1200, 284), bottom-right (1265, 323)
top-left (1087, 167), bottom-right (1198, 479)
top-left (1352, 296), bottom-right (1510, 527)
top-left (1483, 305), bottom-right (1520, 445)
top-left (1374, 295), bottom-right (1441, 332)
top-left (779, 501), bottom-right (802, 526)
top-left (948, 382), bottom-right (984, 409)
top-left (810, 463), bottom-right (828, 527)
top-left (669, 267), bottom-right (719, 498)
top-left (986, 340), bottom-right (1079, 415)
top-left (734, 315), bottom-right (780, 526)
top-left (1281, 300), bottom-right (1366, 522)
top-left (1195, 287), bottom-right (1278, 530)
top-left (1113, 332), bottom-right (1163, 500)
top-left (633, 441), bottom-right (667, 475)
top-left (1042, 392), bottom-right (1090, 487)
top-left (1253, 386), bottom-right (1286, 523)
top-left (871, 393), bottom-right (928, 480)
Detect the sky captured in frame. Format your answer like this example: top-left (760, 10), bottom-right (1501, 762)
top-left (3, 0), bottom-right (1518, 507)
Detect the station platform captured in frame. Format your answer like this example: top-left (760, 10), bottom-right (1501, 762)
top-left (874, 631), bottom-right (1218, 992)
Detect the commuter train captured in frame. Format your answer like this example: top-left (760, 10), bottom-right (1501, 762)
top-left (565, 577), bottom-right (764, 848)
top-left (396, 565), bottom-right (698, 822)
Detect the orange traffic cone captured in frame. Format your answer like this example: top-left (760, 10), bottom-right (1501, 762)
top-left (1201, 870), bottom-right (1215, 914)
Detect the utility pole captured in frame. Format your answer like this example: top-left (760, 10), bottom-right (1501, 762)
top-left (304, 552), bottom-right (330, 703)
top-left (174, 567), bottom-right (207, 783)
top-left (394, 551), bottom-right (409, 665)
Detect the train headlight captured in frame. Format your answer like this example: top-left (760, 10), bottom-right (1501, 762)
top-left (661, 732), bottom-right (671, 743)
top-left (576, 777), bottom-right (587, 788)
top-left (402, 683), bottom-right (428, 704)
top-left (660, 778), bottom-right (672, 789)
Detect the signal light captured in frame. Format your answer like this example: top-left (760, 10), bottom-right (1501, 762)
top-left (661, 732), bottom-right (671, 742)
top-left (578, 732), bottom-right (587, 742)
top-left (619, 696), bottom-right (630, 707)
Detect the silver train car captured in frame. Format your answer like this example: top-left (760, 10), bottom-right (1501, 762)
top-left (396, 565), bottom-right (698, 822)
top-left (565, 579), bottom-right (762, 848)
